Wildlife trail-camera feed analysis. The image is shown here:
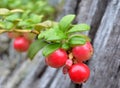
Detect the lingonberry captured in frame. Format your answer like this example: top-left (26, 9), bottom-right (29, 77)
top-left (13, 37), bottom-right (30, 52)
top-left (45, 48), bottom-right (68, 68)
top-left (68, 63), bottom-right (90, 84)
top-left (72, 42), bottom-right (93, 62)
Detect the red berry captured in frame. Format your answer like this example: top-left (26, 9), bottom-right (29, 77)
top-left (65, 59), bottom-right (73, 69)
top-left (13, 37), bottom-right (30, 52)
top-left (72, 42), bottom-right (93, 62)
top-left (68, 63), bottom-right (90, 84)
top-left (45, 48), bottom-right (68, 68)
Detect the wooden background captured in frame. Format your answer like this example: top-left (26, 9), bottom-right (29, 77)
top-left (0, 0), bottom-right (120, 88)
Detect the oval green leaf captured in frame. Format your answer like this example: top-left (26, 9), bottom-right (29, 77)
top-left (38, 27), bottom-right (67, 41)
top-left (68, 24), bottom-right (90, 33)
top-left (42, 43), bottom-right (61, 56)
top-left (61, 43), bottom-right (70, 50)
top-left (27, 40), bottom-right (48, 60)
top-left (59, 14), bottom-right (75, 32)
top-left (0, 8), bottom-right (9, 16)
top-left (69, 35), bottom-right (86, 46)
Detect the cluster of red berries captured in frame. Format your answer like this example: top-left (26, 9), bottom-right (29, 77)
top-left (45, 42), bottom-right (93, 84)
top-left (7, 31), bottom-right (93, 84)
top-left (8, 32), bottom-right (35, 52)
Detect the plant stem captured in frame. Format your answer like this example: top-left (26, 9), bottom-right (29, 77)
top-left (0, 29), bottom-right (40, 34)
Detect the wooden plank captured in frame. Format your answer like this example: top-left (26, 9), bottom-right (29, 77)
top-left (35, 67), bottom-right (58, 88)
top-left (49, 69), bottom-right (71, 88)
top-left (82, 0), bottom-right (120, 88)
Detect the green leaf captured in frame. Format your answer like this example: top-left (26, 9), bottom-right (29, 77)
top-left (29, 14), bottom-right (43, 23)
top-left (42, 43), bottom-right (61, 56)
top-left (38, 27), bottom-right (67, 41)
top-left (12, 19), bottom-right (21, 24)
top-left (5, 14), bottom-right (20, 21)
top-left (27, 40), bottom-right (48, 60)
top-left (21, 10), bottom-right (31, 19)
top-left (69, 35), bottom-right (86, 46)
top-left (59, 15), bottom-right (75, 32)
top-left (34, 20), bottom-right (57, 32)
top-left (0, 22), bottom-right (5, 28)
top-left (79, 34), bottom-right (91, 42)
top-left (61, 43), bottom-right (70, 50)
top-left (68, 24), bottom-right (90, 33)
top-left (4, 22), bottom-right (14, 30)
top-left (71, 34), bottom-right (91, 42)
top-left (38, 31), bottom-right (46, 39)
top-left (46, 28), bottom-right (67, 41)
top-left (18, 20), bottom-right (33, 29)
top-left (0, 8), bottom-right (9, 16)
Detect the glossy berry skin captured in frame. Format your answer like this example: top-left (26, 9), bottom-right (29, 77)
top-left (45, 48), bottom-right (68, 68)
top-left (14, 37), bottom-right (30, 52)
top-left (72, 42), bottom-right (93, 62)
top-left (68, 63), bottom-right (90, 84)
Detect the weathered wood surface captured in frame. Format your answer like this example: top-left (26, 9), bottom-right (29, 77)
top-left (0, 0), bottom-right (120, 88)
top-left (83, 0), bottom-right (120, 88)
top-left (76, 0), bottom-right (120, 88)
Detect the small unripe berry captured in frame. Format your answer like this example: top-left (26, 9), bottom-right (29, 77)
top-left (65, 59), bottom-right (73, 69)
top-left (62, 59), bottom-right (73, 74)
